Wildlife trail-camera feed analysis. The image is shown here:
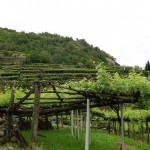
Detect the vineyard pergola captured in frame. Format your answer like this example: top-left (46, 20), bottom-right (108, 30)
top-left (0, 64), bottom-right (150, 150)
top-left (0, 80), bottom-right (141, 150)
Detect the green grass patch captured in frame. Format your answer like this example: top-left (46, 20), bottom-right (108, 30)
top-left (22, 128), bottom-right (150, 150)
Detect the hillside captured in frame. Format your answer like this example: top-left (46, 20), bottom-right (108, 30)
top-left (0, 27), bottom-right (118, 67)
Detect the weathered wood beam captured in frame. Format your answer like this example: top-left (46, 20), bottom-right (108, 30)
top-left (30, 82), bottom-right (41, 148)
top-left (17, 97), bottom-right (85, 100)
top-left (41, 91), bottom-right (78, 95)
top-left (14, 88), bottom-right (35, 108)
top-left (0, 99), bottom-right (139, 115)
top-left (49, 82), bottom-right (63, 102)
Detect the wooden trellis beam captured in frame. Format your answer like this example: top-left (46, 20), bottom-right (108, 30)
top-left (49, 82), bottom-right (63, 102)
top-left (14, 88), bottom-right (35, 108)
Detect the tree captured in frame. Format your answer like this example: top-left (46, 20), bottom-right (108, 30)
top-left (145, 61), bottom-right (150, 71)
top-left (0, 27), bottom-right (118, 67)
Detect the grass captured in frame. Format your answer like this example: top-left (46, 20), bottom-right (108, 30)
top-left (21, 128), bottom-right (150, 150)
top-left (0, 143), bottom-right (20, 150)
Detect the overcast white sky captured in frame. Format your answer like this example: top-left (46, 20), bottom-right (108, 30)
top-left (0, 0), bottom-right (150, 67)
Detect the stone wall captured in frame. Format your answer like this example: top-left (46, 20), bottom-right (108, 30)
top-left (0, 115), bottom-right (26, 147)
top-left (0, 115), bottom-right (7, 144)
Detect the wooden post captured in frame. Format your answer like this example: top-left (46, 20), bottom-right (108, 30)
top-left (71, 110), bottom-right (74, 136)
top-left (146, 120), bottom-right (150, 144)
top-left (117, 121), bottom-right (121, 135)
top-left (127, 120), bottom-right (130, 138)
top-left (112, 121), bottom-right (115, 134)
top-left (73, 110), bottom-right (77, 136)
top-left (114, 121), bottom-right (117, 135)
top-left (74, 110), bottom-right (77, 135)
top-left (141, 120), bottom-right (144, 141)
top-left (138, 121), bottom-right (141, 141)
top-left (80, 110), bottom-right (83, 132)
top-left (83, 115), bottom-right (86, 128)
top-left (30, 81), bottom-right (41, 148)
top-left (45, 115), bottom-right (49, 130)
top-left (120, 104), bottom-right (124, 150)
top-left (61, 113), bottom-right (63, 128)
top-left (107, 120), bottom-right (111, 134)
top-left (85, 98), bottom-right (90, 150)
top-left (77, 109), bottom-right (80, 139)
top-left (123, 121), bottom-right (125, 137)
top-left (56, 114), bottom-right (59, 130)
top-left (6, 82), bottom-right (15, 142)
top-left (132, 120), bottom-right (135, 140)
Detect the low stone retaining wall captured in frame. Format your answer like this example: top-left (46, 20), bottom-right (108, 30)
top-left (0, 115), bottom-right (7, 144)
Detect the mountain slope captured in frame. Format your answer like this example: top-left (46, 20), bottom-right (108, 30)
top-left (0, 28), bottom-right (118, 67)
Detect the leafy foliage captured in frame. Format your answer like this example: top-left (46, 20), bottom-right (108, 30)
top-left (92, 107), bottom-right (150, 120)
top-left (67, 64), bottom-right (150, 108)
top-left (0, 87), bottom-right (25, 106)
top-left (145, 60), bottom-right (150, 71)
top-left (0, 28), bottom-right (118, 67)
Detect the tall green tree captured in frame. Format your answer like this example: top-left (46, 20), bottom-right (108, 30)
top-left (145, 60), bottom-right (150, 71)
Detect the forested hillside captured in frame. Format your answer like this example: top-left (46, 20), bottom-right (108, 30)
top-left (0, 28), bottom-right (118, 67)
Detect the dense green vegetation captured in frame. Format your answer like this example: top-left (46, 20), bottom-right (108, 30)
top-left (145, 60), bottom-right (150, 71)
top-left (0, 27), bottom-right (117, 67)
top-left (1, 27), bottom-right (150, 149)
top-left (1, 64), bottom-right (149, 108)
top-left (67, 64), bottom-right (150, 109)
top-left (92, 107), bottom-right (150, 120)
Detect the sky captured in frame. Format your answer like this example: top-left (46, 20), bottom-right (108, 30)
top-left (0, 0), bottom-right (150, 68)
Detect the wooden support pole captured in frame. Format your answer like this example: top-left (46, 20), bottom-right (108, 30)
top-left (146, 121), bottom-right (150, 144)
top-left (77, 109), bottom-right (80, 139)
top-left (6, 82), bottom-right (15, 142)
top-left (56, 114), bottom-right (59, 130)
top-left (113, 121), bottom-right (115, 134)
top-left (61, 113), bottom-right (63, 128)
top-left (132, 121), bottom-right (135, 140)
top-left (45, 115), bottom-right (49, 130)
top-left (30, 81), bottom-right (41, 148)
top-left (138, 121), bottom-right (141, 141)
top-left (120, 104), bottom-right (124, 150)
top-left (117, 121), bottom-right (120, 135)
top-left (71, 110), bottom-right (74, 136)
top-left (127, 120), bottom-right (130, 138)
top-left (80, 110), bottom-right (83, 132)
top-left (141, 120), bottom-right (144, 141)
top-left (107, 120), bottom-right (111, 134)
top-left (85, 98), bottom-right (90, 150)
top-left (74, 110), bottom-right (77, 135)
top-left (114, 121), bottom-right (117, 135)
